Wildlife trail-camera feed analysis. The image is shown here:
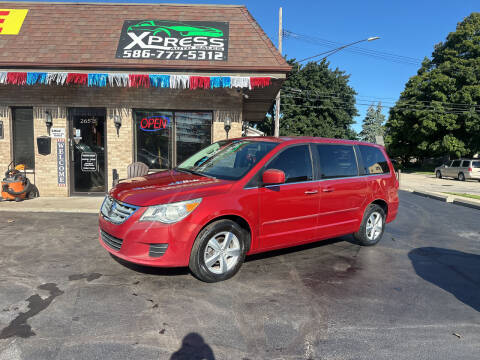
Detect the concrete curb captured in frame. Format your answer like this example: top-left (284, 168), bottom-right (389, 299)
top-left (452, 198), bottom-right (480, 210)
top-left (412, 190), bottom-right (452, 203)
top-left (401, 188), bottom-right (480, 211)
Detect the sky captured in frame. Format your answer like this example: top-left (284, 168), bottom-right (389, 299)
top-left (6, 0), bottom-right (480, 132)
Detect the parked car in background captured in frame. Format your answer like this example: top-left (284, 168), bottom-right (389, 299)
top-left (99, 137), bottom-right (399, 282)
top-left (435, 159), bottom-right (480, 181)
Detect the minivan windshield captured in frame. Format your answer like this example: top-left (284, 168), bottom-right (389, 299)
top-left (176, 140), bottom-right (278, 180)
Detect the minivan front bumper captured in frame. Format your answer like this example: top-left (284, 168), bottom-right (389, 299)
top-left (98, 207), bottom-right (199, 267)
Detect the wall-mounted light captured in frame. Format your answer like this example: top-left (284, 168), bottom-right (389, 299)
top-left (45, 111), bottom-right (53, 135)
top-left (114, 115), bottom-right (122, 137)
top-left (224, 118), bottom-right (231, 140)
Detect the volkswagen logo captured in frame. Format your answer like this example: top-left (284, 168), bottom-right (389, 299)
top-left (108, 201), bottom-right (116, 217)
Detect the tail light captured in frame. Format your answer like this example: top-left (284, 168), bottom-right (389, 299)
top-left (468, 167), bottom-right (472, 172)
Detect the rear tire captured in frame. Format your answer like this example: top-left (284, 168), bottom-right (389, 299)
top-left (436, 170), bottom-right (442, 179)
top-left (458, 172), bottom-right (465, 181)
top-left (354, 204), bottom-right (386, 246)
top-left (189, 219), bottom-right (247, 282)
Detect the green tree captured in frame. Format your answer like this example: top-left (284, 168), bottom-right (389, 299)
top-left (359, 102), bottom-right (386, 143)
top-left (258, 59), bottom-right (358, 139)
top-left (386, 13), bottom-right (480, 160)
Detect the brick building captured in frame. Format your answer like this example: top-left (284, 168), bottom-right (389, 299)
top-left (0, 2), bottom-right (289, 196)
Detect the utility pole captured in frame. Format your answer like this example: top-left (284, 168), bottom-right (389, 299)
top-left (274, 7), bottom-right (282, 137)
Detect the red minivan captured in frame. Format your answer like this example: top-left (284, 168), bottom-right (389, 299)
top-left (99, 137), bottom-right (399, 282)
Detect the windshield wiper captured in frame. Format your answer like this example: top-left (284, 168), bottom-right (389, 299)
top-left (175, 167), bottom-right (216, 179)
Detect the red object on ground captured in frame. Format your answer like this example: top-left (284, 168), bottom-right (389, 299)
top-left (99, 137), bottom-right (399, 273)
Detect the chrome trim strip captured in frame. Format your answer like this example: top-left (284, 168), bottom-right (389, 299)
top-left (244, 173), bottom-right (392, 190)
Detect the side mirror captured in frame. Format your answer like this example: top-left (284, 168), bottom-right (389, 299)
top-left (262, 169), bottom-right (285, 185)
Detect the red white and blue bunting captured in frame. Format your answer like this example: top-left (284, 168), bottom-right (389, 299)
top-left (0, 71), bottom-right (271, 90)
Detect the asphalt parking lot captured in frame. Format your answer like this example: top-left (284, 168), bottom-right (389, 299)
top-left (0, 191), bottom-right (479, 360)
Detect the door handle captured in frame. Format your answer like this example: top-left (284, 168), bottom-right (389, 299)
top-left (322, 187), bottom-right (334, 193)
top-left (304, 190), bottom-right (318, 195)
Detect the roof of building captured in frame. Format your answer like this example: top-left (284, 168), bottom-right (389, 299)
top-left (0, 1), bottom-right (290, 73)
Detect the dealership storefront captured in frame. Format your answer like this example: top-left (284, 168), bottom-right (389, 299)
top-left (0, 2), bottom-right (289, 196)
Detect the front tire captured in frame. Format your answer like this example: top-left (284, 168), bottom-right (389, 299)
top-left (189, 219), bottom-right (247, 282)
top-left (354, 204), bottom-right (386, 246)
top-left (458, 172), bottom-right (465, 181)
top-left (436, 170), bottom-right (442, 179)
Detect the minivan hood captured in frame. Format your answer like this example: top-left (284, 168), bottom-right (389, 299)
top-left (110, 170), bottom-right (234, 207)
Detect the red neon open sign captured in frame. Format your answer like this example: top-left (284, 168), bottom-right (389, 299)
top-left (139, 116), bottom-right (170, 132)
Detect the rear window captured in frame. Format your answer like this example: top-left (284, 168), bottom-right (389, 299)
top-left (472, 161), bottom-right (480, 168)
top-left (316, 144), bottom-right (358, 179)
top-left (461, 160), bottom-right (470, 167)
top-left (358, 145), bottom-right (390, 175)
top-left (451, 160), bottom-right (461, 167)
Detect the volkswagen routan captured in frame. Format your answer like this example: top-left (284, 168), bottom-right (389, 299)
top-left (99, 137), bottom-right (399, 282)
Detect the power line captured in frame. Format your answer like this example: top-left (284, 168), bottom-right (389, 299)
top-left (280, 91), bottom-right (480, 114)
top-left (280, 101), bottom-right (478, 115)
top-left (281, 87), bottom-right (480, 110)
top-left (284, 29), bottom-right (423, 66)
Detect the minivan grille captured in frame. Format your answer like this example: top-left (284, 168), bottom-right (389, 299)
top-left (149, 244), bottom-right (169, 258)
top-left (101, 230), bottom-right (123, 251)
top-left (101, 196), bottom-right (138, 224)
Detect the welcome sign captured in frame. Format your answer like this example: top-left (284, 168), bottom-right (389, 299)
top-left (116, 20), bottom-right (229, 61)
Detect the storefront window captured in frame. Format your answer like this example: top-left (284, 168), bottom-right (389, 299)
top-left (12, 108), bottom-right (35, 169)
top-left (134, 110), bottom-right (173, 169)
top-left (134, 110), bottom-right (212, 169)
top-left (175, 112), bottom-right (212, 164)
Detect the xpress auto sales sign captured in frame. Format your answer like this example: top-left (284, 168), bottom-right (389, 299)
top-left (116, 20), bottom-right (229, 61)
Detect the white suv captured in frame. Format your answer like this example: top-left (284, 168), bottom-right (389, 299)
top-left (435, 159), bottom-right (480, 181)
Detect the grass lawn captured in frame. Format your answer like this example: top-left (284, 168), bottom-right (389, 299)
top-left (443, 192), bottom-right (480, 201)
top-left (410, 171), bottom-right (434, 175)
top-left (401, 170), bottom-right (434, 175)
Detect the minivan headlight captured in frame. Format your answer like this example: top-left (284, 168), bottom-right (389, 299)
top-left (140, 198), bottom-right (202, 223)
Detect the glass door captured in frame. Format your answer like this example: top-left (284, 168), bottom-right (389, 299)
top-left (69, 108), bottom-right (106, 194)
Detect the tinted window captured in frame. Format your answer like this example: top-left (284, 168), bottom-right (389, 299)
top-left (472, 161), bottom-right (480, 168)
top-left (13, 108), bottom-right (35, 169)
top-left (266, 145), bottom-right (313, 183)
top-left (461, 160), bottom-right (470, 168)
top-left (358, 145), bottom-right (390, 175)
top-left (451, 160), bottom-right (461, 167)
top-left (316, 144), bottom-right (358, 179)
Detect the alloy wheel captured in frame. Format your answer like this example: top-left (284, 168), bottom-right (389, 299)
top-left (204, 231), bottom-right (241, 275)
top-left (366, 212), bottom-right (383, 241)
